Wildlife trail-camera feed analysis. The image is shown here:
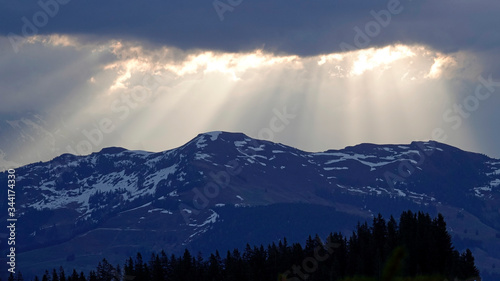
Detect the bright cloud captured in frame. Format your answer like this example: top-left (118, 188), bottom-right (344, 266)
top-left (0, 34), bottom-right (494, 168)
top-left (426, 55), bottom-right (458, 79)
top-left (349, 45), bottom-right (416, 76)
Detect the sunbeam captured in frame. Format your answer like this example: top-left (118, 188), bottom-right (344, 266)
top-left (0, 34), bottom-right (489, 161)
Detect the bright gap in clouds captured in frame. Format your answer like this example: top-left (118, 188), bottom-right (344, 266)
top-left (0, 34), bottom-right (486, 166)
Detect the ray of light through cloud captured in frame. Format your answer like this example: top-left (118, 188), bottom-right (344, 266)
top-left (0, 34), bottom-right (496, 167)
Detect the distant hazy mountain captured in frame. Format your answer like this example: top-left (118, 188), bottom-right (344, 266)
top-left (0, 112), bottom-right (75, 170)
top-left (1, 131), bottom-right (499, 279)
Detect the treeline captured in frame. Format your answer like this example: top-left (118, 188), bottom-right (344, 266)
top-left (17, 211), bottom-right (479, 281)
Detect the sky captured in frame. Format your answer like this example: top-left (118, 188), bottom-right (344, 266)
top-left (0, 0), bottom-right (499, 169)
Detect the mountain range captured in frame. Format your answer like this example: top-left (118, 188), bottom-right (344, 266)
top-left (0, 131), bottom-right (499, 279)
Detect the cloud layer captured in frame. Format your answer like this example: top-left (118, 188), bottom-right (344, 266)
top-left (1, 0), bottom-right (499, 168)
top-left (1, 35), bottom-right (499, 170)
top-left (2, 0), bottom-right (500, 57)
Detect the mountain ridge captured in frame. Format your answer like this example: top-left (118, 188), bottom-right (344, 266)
top-left (1, 131), bottom-right (499, 279)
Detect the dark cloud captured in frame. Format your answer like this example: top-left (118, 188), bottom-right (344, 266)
top-left (1, 0), bottom-right (499, 166)
top-left (1, 0), bottom-right (499, 56)
top-left (0, 37), bottom-right (115, 114)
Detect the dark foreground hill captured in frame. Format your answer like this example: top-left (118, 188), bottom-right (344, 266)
top-left (22, 211), bottom-right (481, 281)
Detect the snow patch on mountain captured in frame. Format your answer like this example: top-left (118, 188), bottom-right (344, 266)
top-left (486, 161), bottom-right (500, 176)
top-left (145, 164), bottom-right (178, 189)
top-left (196, 137), bottom-right (208, 148)
top-left (195, 153), bottom-right (212, 160)
top-left (185, 209), bottom-right (220, 243)
top-left (474, 186), bottom-right (492, 198)
top-left (321, 152), bottom-right (400, 171)
top-left (249, 144), bottom-right (265, 151)
top-left (206, 131), bottom-right (222, 141)
top-left (324, 167), bottom-right (348, 170)
top-left (119, 202), bottom-right (152, 214)
top-left (490, 179), bottom-right (500, 188)
top-left (26, 159), bottom-right (179, 213)
top-left (234, 140), bottom-right (247, 147)
top-left (394, 188), bottom-right (407, 197)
